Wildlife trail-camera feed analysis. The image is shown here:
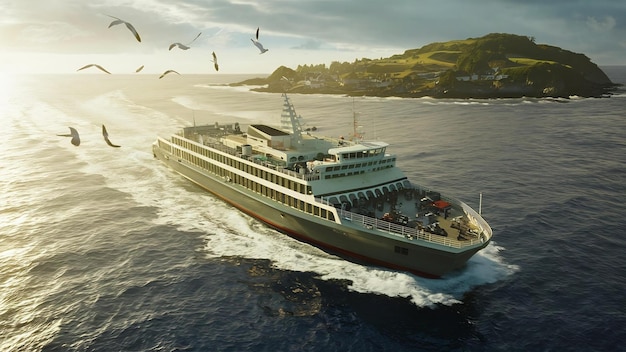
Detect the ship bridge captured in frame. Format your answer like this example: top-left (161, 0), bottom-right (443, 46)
top-left (328, 141), bottom-right (389, 162)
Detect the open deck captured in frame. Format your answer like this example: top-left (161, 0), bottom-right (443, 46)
top-left (318, 187), bottom-right (488, 249)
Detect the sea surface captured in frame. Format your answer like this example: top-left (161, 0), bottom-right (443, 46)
top-left (1, 67), bottom-right (625, 351)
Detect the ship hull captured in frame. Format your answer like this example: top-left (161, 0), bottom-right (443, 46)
top-left (153, 145), bottom-right (489, 278)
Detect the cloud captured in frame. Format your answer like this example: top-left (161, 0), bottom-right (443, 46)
top-left (1, 0), bottom-right (624, 73)
top-left (20, 21), bottom-right (89, 43)
top-left (586, 16), bottom-right (617, 32)
top-left (291, 40), bottom-right (323, 50)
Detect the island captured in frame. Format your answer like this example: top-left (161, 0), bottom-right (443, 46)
top-left (231, 33), bottom-right (617, 99)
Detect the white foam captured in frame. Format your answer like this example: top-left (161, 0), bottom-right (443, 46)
top-left (171, 96), bottom-right (218, 112)
top-left (194, 83), bottom-right (267, 93)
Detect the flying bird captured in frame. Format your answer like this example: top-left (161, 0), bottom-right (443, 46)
top-left (169, 32), bottom-right (201, 51)
top-left (77, 64), bottom-right (111, 74)
top-left (135, 65), bottom-right (144, 73)
top-left (168, 43), bottom-right (190, 51)
top-left (211, 51), bottom-right (219, 71)
top-left (188, 32), bottom-right (202, 44)
top-left (251, 39), bottom-right (268, 54)
top-left (159, 70), bottom-right (180, 79)
top-left (57, 127), bottom-right (80, 146)
top-left (107, 15), bottom-right (141, 42)
top-left (102, 125), bottom-right (121, 148)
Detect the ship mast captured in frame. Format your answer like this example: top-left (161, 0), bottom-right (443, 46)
top-left (351, 98), bottom-right (364, 141)
top-left (280, 93), bottom-right (303, 145)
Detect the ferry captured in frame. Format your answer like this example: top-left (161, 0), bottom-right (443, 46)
top-left (152, 94), bottom-right (492, 278)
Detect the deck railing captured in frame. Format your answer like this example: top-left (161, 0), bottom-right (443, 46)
top-left (336, 208), bottom-right (485, 249)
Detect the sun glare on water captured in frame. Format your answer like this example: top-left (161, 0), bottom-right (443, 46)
top-left (0, 73), bottom-right (17, 105)
top-left (0, 72), bottom-right (27, 121)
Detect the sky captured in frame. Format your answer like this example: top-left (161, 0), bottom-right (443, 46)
top-left (0, 0), bottom-right (624, 75)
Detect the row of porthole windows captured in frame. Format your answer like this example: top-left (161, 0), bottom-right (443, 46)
top-left (173, 146), bottom-right (335, 222)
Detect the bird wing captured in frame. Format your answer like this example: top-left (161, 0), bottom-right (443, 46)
top-left (211, 52), bottom-right (219, 71)
top-left (104, 137), bottom-right (120, 147)
top-left (108, 19), bottom-right (124, 28)
top-left (159, 70), bottom-right (180, 79)
top-left (77, 64), bottom-right (111, 74)
top-left (106, 15), bottom-right (140, 42)
top-left (124, 22), bottom-right (141, 42)
top-left (77, 64), bottom-right (92, 71)
top-left (256, 27), bottom-right (259, 40)
top-left (188, 32), bottom-right (202, 45)
top-left (135, 65), bottom-right (144, 72)
top-left (69, 127), bottom-right (80, 146)
top-left (102, 125), bottom-right (121, 147)
top-left (106, 15), bottom-right (123, 28)
top-left (94, 65), bottom-right (111, 74)
top-left (169, 43), bottom-right (190, 50)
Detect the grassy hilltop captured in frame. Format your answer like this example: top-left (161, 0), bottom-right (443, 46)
top-left (233, 33), bottom-right (616, 98)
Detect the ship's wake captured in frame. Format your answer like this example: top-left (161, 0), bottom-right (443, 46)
top-left (197, 206), bottom-right (517, 307)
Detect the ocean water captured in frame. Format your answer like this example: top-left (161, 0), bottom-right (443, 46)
top-left (1, 67), bottom-right (625, 351)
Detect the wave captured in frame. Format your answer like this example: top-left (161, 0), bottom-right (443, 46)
top-left (194, 83), bottom-right (266, 93)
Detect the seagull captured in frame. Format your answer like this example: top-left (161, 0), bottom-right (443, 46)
top-left (188, 32), bottom-right (202, 44)
top-left (77, 64), bottom-right (111, 74)
top-left (159, 70), bottom-right (180, 79)
top-left (169, 32), bottom-right (201, 51)
top-left (251, 39), bottom-right (268, 54)
top-left (168, 43), bottom-right (190, 51)
top-left (135, 65), bottom-right (144, 73)
top-left (106, 15), bottom-right (141, 42)
top-left (102, 125), bottom-right (121, 148)
top-left (57, 127), bottom-right (80, 146)
top-left (211, 51), bottom-right (219, 71)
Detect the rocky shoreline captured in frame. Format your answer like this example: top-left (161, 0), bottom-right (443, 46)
top-left (231, 78), bottom-right (617, 99)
